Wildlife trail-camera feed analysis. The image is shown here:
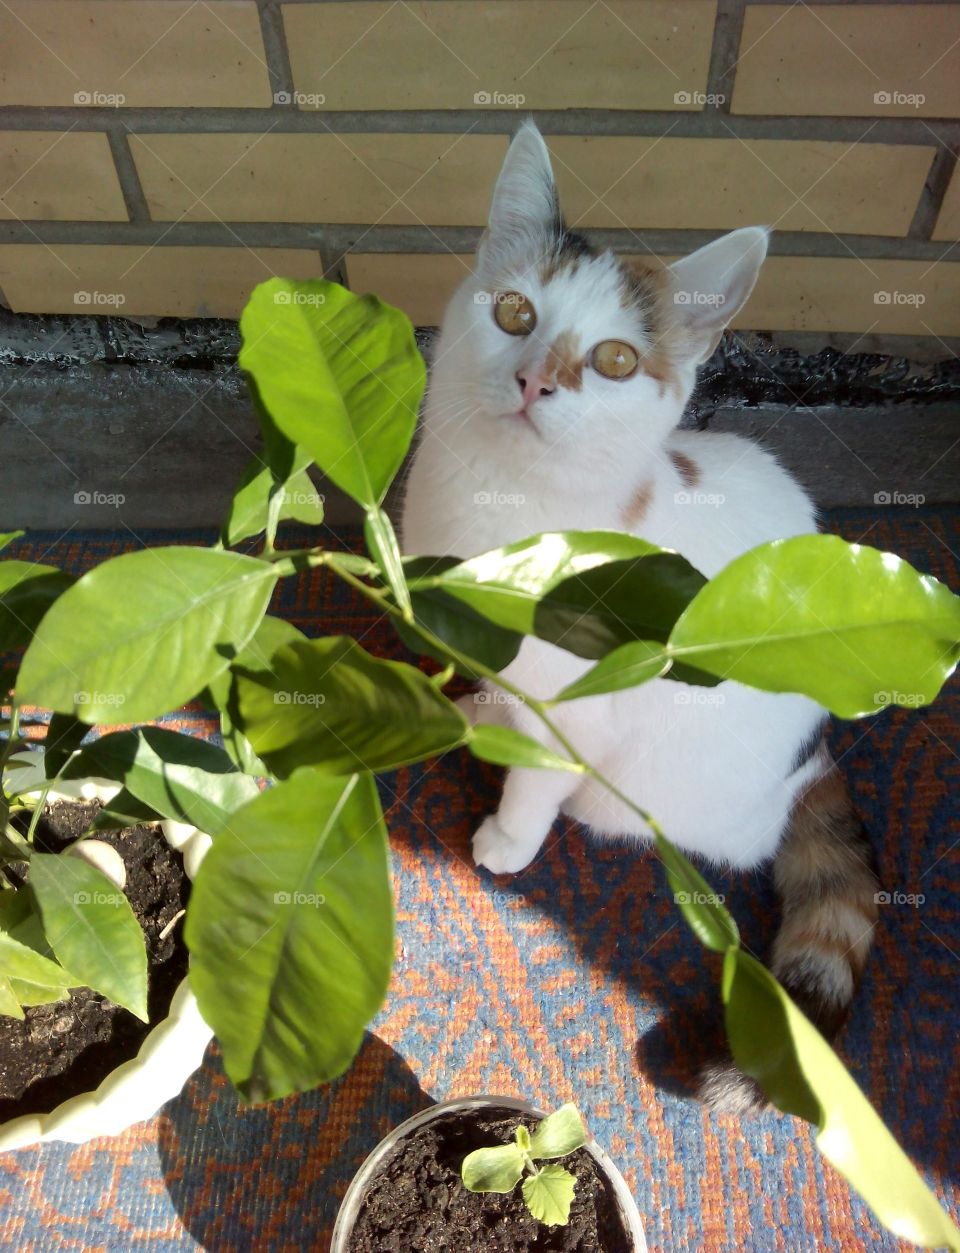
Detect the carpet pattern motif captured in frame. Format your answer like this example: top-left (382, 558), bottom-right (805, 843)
top-left (0, 507), bottom-right (958, 1252)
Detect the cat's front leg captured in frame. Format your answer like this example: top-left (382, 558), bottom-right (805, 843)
top-left (473, 766), bottom-right (580, 875)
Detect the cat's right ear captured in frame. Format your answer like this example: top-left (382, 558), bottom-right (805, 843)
top-left (476, 120), bottom-right (559, 278)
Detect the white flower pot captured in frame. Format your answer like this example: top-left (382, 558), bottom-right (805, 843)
top-left (331, 1094), bottom-right (647, 1252)
top-left (0, 749), bottom-right (214, 1151)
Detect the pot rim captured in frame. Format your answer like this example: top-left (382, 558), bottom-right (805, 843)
top-left (0, 747), bottom-right (214, 1152)
top-left (330, 1093), bottom-right (647, 1252)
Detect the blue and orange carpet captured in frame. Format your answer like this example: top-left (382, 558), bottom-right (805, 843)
top-left (1, 507), bottom-right (958, 1252)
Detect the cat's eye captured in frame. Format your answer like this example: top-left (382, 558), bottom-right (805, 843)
top-left (591, 340), bottom-right (639, 380)
top-left (493, 292), bottom-right (537, 336)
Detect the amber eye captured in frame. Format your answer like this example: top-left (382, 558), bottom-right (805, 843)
top-left (493, 291), bottom-right (537, 336)
top-left (591, 340), bottom-right (639, 380)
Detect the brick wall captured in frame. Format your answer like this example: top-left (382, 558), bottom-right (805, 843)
top-left (0, 0), bottom-right (958, 335)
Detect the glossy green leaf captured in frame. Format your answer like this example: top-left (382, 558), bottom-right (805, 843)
top-left (669, 535), bottom-right (960, 718)
top-left (0, 531), bottom-right (24, 551)
top-left (552, 641), bottom-right (671, 702)
top-left (0, 974), bottom-right (24, 1018)
top-left (234, 636), bottom-right (468, 777)
top-left (17, 548), bottom-right (278, 723)
top-left (0, 926), bottom-right (73, 996)
top-left (364, 508), bottom-right (411, 618)
top-left (431, 531), bottom-right (662, 635)
top-left (63, 727), bottom-right (260, 833)
top-left (394, 557), bottom-right (522, 678)
top-left (223, 458), bottom-right (324, 548)
top-left (44, 713), bottom-right (90, 777)
top-left (533, 554), bottom-right (707, 668)
top-left (523, 1164), bottom-right (577, 1225)
top-left (0, 888), bottom-right (47, 952)
top-left (29, 852), bottom-right (147, 1019)
top-left (528, 1103), bottom-right (588, 1160)
top-left (0, 829), bottom-right (29, 863)
top-left (89, 789), bottom-right (163, 831)
top-left (208, 615), bottom-right (308, 778)
top-left (461, 1142), bottom-right (526, 1193)
top-left (185, 769), bottom-right (393, 1102)
top-left (516, 1124), bottom-right (532, 1153)
top-left (0, 561), bottom-right (74, 652)
top-left (655, 832), bottom-right (738, 952)
top-left (238, 278), bottom-right (425, 509)
top-left (725, 949), bottom-right (960, 1251)
top-left (468, 725), bottom-right (584, 774)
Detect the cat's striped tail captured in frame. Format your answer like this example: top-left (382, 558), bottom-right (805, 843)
top-left (700, 743), bottom-right (880, 1114)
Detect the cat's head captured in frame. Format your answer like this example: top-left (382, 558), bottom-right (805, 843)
top-left (431, 121), bottom-right (767, 465)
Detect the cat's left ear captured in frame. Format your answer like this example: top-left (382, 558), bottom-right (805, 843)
top-left (477, 120), bottom-right (560, 278)
top-left (669, 227), bottom-right (768, 363)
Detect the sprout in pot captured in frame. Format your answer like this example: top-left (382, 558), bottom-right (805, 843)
top-left (461, 1103), bottom-right (589, 1227)
top-left (331, 1097), bottom-right (645, 1252)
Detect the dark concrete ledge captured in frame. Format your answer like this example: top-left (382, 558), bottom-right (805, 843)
top-left (0, 309), bottom-right (956, 529)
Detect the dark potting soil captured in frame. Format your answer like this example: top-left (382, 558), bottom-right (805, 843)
top-left (0, 800), bottom-right (190, 1121)
top-left (346, 1107), bottom-right (637, 1253)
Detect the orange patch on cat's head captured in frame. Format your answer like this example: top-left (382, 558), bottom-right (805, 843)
top-left (544, 330), bottom-right (584, 392)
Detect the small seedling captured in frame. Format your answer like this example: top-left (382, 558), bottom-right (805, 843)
top-left (461, 1102), bottom-right (588, 1226)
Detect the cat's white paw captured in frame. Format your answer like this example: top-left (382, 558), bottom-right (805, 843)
top-left (472, 815), bottom-right (538, 875)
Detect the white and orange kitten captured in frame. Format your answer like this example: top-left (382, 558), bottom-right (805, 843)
top-left (400, 122), bottom-right (878, 1108)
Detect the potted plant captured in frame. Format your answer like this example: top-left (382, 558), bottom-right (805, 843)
top-left (0, 737), bottom-right (213, 1151)
top-left (330, 1098), bottom-right (646, 1251)
top-left (1, 277), bottom-right (958, 1249)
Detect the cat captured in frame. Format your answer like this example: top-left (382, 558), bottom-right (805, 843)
top-left (400, 120), bottom-right (879, 1112)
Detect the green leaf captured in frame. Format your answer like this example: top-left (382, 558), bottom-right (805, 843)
top-left (234, 636), bottom-right (468, 777)
top-left (0, 974), bottom-right (25, 1018)
top-left (44, 712), bottom-right (90, 777)
top-left (364, 508), bottom-right (411, 618)
top-left (528, 1103), bottom-right (588, 1160)
top-left (0, 829), bottom-right (30, 863)
top-left (552, 640), bottom-right (671, 702)
top-left (468, 725), bottom-right (584, 774)
top-left (184, 769), bottom-right (394, 1102)
top-left (516, 1124), bottom-right (532, 1153)
top-left (0, 531), bottom-right (24, 551)
top-left (0, 887), bottom-right (47, 952)
top-left (208, 615), bottom-right (308, 778)
top-left (523, 1164), bottom-right (577, 1225)
top-left (89, 789), bottom-right (163, 831)
top-left (668, 535), bottom-right (960, 718)
top-left (0, 561), bottom-right (74, 652)
top-left (0, 914), bottom-right (78, 1005)
top-left (534, 554), bottom-right (707, 670)
top-left (394, 557), bottom-right (522, 678)
top-left (431, 531), bottom-right (662, 635)
top-left (17, 547), bottom-right (279, 723)
top-left (656, 832), bottom-right (739, 952)
top-left (238, 278), bottom-right (425, 509)
top-left (725, 949), bottom-right (960, 1251)
top-left (461, 1142), bottom-right (527, 1193)
top-left (62, 727), bottom-right (261, 833)
top-left (223, 459), bottom-right (324, 548)
top-left (29, 852), bottom-right (147, 1020)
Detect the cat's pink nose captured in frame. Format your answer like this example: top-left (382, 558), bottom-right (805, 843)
top-left (516, 367), bottom-right (555, 409)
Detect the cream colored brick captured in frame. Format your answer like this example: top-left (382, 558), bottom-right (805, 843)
top-left (283, 1), bottom-right (716, 111)
top-left (350, 251), bottom-right (960, 336)
top-left (346, 253), bottom-right (474, 326)
top-left (0, 132), bottom-right (127, 222)
top-left (732, 6), bottom-right (960, 118)
top-left (0, 246), bottom-right (324, 318)
top-left (933, 166), bottom-right (960, 241)
top-left (131, 133), bottom-right (508, 225)
top-left (0, 1), bottom-right (271, 107)
top-left (548, 136), bottom-right (933, 237)
top-left (640, 255), bottom-right (960, 336)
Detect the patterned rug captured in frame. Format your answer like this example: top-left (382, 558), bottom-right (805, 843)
top-left (1, 507), bottom-right (958, 1252)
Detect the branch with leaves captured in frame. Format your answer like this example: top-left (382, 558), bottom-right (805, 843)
top-left (0, 278), bottom-right (958, 1249)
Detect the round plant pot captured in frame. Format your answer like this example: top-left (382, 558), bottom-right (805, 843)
top-left (0, 749), bottom-right (214, 1152)
top-left (331, 1094), bottom-right (647, 1252)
